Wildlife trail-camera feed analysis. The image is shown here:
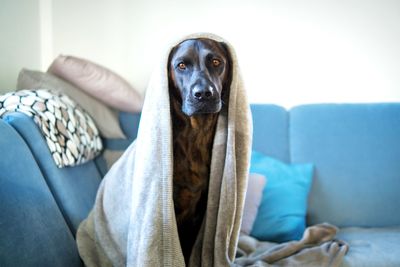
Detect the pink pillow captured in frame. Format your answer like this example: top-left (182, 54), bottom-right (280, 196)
top-left (241, 173), bottom-right (267, 235)
top-left (48, 55), bottom-right (143, 113)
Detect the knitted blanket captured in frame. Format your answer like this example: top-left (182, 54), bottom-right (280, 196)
top-left (234, 223), bottom-right (348, 267)
top-left (76, 33), bottom-right (253, 266)
top-left (76, 33), bottom-right (348, 267)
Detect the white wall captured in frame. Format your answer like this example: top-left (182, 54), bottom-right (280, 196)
top-left (0, 0), bottom-right (42, 93)
top-left (51, 0), bottom-right (133, 84)
top-left (1, 0), bottom-right (400, 107)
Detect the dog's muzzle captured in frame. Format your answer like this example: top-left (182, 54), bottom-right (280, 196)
top-left (182, 81), bottom-right (221, 116)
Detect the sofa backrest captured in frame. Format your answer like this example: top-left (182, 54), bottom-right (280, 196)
top-left (4, 102), bottom-right (399, 247)
top-left (0, 119), bottom-right (82, 266)
top-left (103, 111), bottom-right (141, 151)
top-left (251, 104), bottom-right (290, 162)
top-left (290, 103), bottom-right (400, 228)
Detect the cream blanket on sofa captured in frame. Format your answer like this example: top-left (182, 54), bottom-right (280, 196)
top-left (235, 223), bottom-right (348, 267)
top-left (76, 33), bottom-right (252, 267)
top-left (76, 33), bottom-right (348, 267)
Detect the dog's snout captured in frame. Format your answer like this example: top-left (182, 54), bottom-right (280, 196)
top-left (192, 85), bottom-right (213, 100)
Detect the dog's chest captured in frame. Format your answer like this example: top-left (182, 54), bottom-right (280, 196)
top-left (172, 114), bottom-right (218, 223)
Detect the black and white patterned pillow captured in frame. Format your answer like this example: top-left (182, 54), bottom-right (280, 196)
top-left (0, 89), bottom-right (103, 168)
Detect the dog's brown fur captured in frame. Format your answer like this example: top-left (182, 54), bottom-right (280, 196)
top-left (171, 100), bottom-right (218, 225)
top-left (168, 38), bottom-right (231, 263)
top-left (170, 92), bottom-right (219, 264)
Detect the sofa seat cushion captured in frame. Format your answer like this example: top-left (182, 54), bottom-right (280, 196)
top-left (338, 227), bottom-right (400, 267)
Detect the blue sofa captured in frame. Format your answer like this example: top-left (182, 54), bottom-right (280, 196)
top-left (1, 103), bottom-right (399, 266)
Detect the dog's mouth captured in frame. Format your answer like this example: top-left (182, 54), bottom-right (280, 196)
top-left (182, 99), bottom-right (222, 117)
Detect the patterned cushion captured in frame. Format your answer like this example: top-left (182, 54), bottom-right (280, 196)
top-left (0, 89), bottom-right (102, 168)
top-left (17, 69), bottom-right (126, 139)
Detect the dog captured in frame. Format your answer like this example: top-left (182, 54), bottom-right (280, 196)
top-left (168, 38), bottom-right (232, 264)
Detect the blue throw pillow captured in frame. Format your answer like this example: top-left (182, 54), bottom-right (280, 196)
top-left (250, 151), bottom-right (314, 243)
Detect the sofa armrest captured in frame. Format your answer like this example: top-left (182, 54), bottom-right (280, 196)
top-left (0, 119), bottom-right (82, 266)
top-left (4, 113), bottom-right (102, 234)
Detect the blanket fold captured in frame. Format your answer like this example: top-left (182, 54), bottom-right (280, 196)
top-left (234, 223), bottom-right (349, 267)
top-left (77, 32), bottom-right (252, 267)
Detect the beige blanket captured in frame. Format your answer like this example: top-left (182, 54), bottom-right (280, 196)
top-left (76, 32), bottom-right (348, 267)
top-left (76, 32), bottom-right (252, 266)
top-left (234, 223), bottom-right (348, 267)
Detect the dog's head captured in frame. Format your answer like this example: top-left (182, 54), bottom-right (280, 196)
top-left (168, 38), bottom-right (231, 116)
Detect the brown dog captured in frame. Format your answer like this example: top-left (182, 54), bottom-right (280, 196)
top-left (168, 38), bottom-right (231, 263)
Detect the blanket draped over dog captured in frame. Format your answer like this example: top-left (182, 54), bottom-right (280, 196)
top-left (76, 33), bottom-right (348, 267)
top-left (77, 33), bottom-right (252, 267)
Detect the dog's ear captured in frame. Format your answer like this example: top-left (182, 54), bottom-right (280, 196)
top-left (168, 46), bottom-right (177, 83)
top-left (220, 42), bottom-right (232, 105)
top-left (168, 46), bottom-right (182, 103)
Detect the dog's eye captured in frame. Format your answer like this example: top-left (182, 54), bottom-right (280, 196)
top-left (178, 62), bottom-right (186, 70)
top-left (212, 59), bottom-right (221, 67)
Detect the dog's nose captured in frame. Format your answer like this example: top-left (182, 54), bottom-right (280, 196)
top-left (192, 86), bottom-right (213, 100)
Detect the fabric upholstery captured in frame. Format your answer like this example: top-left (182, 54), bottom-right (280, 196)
top-left (338, 227), bottom-right (400, 267)
top-left (2, 92), bottom-right (399, 267)
top-left (48, 55), bottom-right (143, 113)
top-left (290, 103), bottom-right (400, 227)
top-left (250, 104), bottom-right (289, 162)
top-left (100, 112), bottom-right (141, 169)
top-left (17, 69), bottom-right (126, 139)
top-left (0, 119), bottom-right (82, 267)
top-left (0, 89), bottom-right (103, 167)
top-left (102, 112), bottom-right (140, 151)
top-left (241, 173), bottom-right (267, 235)
top-left (250, 151), bottom-right (314, 242)
top-left (119, 111), bottom-right (141, 141)
top-left (101, 149), bottom-right (125, 170)
top-left (4, 113), bottom-right (102, 234)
